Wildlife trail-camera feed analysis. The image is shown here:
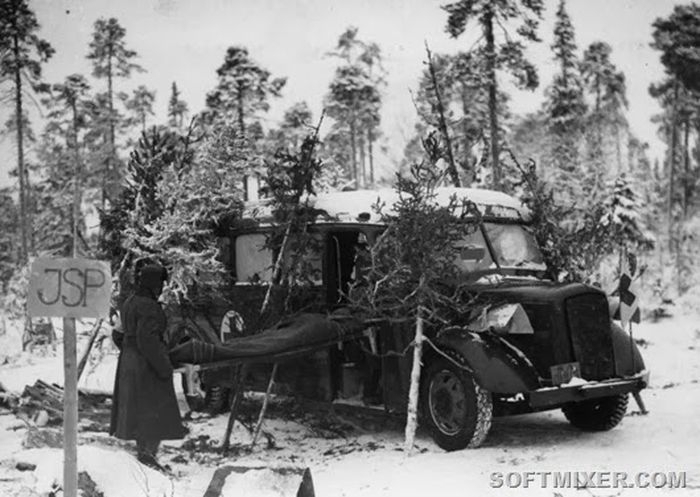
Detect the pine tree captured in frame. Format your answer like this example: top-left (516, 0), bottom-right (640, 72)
top-left (443, 0), bottom-right (543, 188)
top-left (87, 17), bottom-right (143, 210)
top-left (651, 4), bottom-right (700, 93)
top-left (126, 85), bottom-right (156, 132)
top-left (543, 0), bottom-right (586, 203)
top-left (101, 127), bottom-right (246, 303)
top-left (650, 4), bottom-right (700, 256)
top-left (409, 49), bottom-right (513, 187)
top-left (508, 111), bottom-right (549, 183)
top-left (167, 81), bottom-right (188, 131)
top-left (0, 0), bottom-right (54, 263)
top-left (267, 101), bottom-right (314, 152)
top-left (324, 27), bottom-right (385, 188)
top-left (41, 74), bottom-right (92, 254)
top-left (580, 42), bottom-right (628, 181)
top-left (203, 46), bottom-right (286, 140)
top-left (600, 174), bottom-right (646, 247)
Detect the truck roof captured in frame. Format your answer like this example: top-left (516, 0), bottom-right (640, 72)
top-left (242, 187), bottom-right (530, 226)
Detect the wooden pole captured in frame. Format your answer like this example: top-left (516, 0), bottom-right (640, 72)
top-left (250, 363), bottom-right (278, 449)
top-left (63, 316), bottom-right (79, 497)
top-left (404, 313), bottom-right (424, 453)
top-left (633, 391), bottom-right (648, 414)
top-left (76, 319), bottom-right (103, 382)
top-left (64, 162), bottom-right (81, 496)
top-left (222, 365), bottom-right (248, 452)
top-left (425, 41), bottom-right (460, 187)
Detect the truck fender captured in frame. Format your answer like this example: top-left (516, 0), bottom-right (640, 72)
top-left (434, 328), bottom-right (540, 394)
top-left (610, 322), bottom-right (646, 376)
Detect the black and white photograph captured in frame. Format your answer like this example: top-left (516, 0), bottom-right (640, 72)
top-left (0, 0), bottom-right (698, 496)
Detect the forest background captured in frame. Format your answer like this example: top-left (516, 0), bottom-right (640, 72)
top-left (2, 0), bottom-right (700, 330)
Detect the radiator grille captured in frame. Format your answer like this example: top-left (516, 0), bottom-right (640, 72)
top-left (565, 293), bottom-right (615, 380)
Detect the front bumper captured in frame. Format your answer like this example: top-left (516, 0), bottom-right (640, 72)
top-left (528, 370), bottom-right (650, 409)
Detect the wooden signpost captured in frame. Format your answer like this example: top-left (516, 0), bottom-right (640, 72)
top-left (27, 257), bottom-right (111, 497)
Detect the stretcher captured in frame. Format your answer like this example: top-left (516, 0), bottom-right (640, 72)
top-left (170, 312), bottom-right (363, 450)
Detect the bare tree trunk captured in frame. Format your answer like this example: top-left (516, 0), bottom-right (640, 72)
top-left (12, 32), bottom-right (28, 263)
top-left (682, 118), bottom-right (690, 220)
top-left (237, 81), bottom-right (249, 196)
top-left (668, 81), bottom-right (679, 252)
top-left (260, 222), bottom-right (291, 315)
top-left (593, 78), bottom-right (604, 192)
top-left (425, 42), bottom-right (460, 187)
top-left (349, 116), bottom-right (358, 187)
top-left (483, 9), bottom-right (500, 188)
top-left (368, 127), bottom-right (375, 187)
top-left (70, 99), bottom-right (82, 257)
top-left (359, 133), bottom-right (366, 188)
top-left (460, 85), bottom-right (473, 186)
top-left (104, 47), bottom-right (115, 212)
top-left (405, 312), bottom-right (424, 453)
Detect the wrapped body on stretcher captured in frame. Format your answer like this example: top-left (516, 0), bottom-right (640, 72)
top-left (171, 312), bottom-right (365, 391)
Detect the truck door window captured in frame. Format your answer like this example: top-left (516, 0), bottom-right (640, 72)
top-left (235, 234), bottom-right (273, 283)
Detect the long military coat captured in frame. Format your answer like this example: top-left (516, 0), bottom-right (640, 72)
top-left (109, 289), bottom-right (184, 441)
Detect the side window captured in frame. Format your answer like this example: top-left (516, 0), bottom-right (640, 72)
top-left (453, 228), bottom-right (494, 273)
top-left (235, 234), bottom-right (273, 283)
top-left (233, 232), bottom-right (323, 285)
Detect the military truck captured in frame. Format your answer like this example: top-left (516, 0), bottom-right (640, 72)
top-left (174, 187), bottom-right (648, 450)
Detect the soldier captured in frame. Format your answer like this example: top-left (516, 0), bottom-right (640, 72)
top-left (109, 263), bottom-right (184, 470)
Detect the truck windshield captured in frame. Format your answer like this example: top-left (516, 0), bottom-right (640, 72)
top-left (484, 223), bottom-right (546, 270)
top-left (454, 223), bottom-right (546, 273)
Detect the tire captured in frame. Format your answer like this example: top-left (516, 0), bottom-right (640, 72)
top-left (205, 386), bottom-right (231, 414)
top-left (562, 394), bottom-right (628, 431)
top-left (181, 373), bottom-right (231, 414)
top-left (421, 353), bottom-right (493, 451)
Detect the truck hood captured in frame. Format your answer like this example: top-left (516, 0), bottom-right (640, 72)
top-left (468, 279), bottom-right (606, 305)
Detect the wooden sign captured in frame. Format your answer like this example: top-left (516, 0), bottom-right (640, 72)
top-left (27, 257), bottom-right (111, 497)
top-left (27, 257), bottom-right (111, 319)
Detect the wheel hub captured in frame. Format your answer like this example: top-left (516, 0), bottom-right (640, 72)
top-left (429, 369), bottom-right (467, 436)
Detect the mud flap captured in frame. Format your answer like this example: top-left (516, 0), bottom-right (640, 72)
top-left (436, 328), bottom-right (540, 394)
top-left (203, 465), bottom-right (315, 497)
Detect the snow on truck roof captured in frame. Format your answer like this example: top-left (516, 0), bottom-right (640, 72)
top-left (242, 187), bottom-right (530, 225)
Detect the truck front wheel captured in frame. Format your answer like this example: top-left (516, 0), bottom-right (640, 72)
top-left (562, 394), bottom-right (628, 431)
top-left (421, 354), bottom-right (493, 451)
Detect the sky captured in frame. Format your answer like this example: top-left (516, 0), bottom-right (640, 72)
top-left (0, 0), bottom-right (684, 187)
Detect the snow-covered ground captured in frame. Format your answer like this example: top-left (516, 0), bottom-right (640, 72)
top-left (1, 311), bottom-right (699, 497)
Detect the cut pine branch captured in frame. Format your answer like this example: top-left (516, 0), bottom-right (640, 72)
top-left (404, 312), bottom-right (425, 453)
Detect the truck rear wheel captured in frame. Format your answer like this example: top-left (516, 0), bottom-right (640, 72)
top-left (421, 354), bottom-right (492, 451)
top-left (205, 385), bottom-right (231, 413)
top-left (182, 374), bottom-right (231, 414)
top-left (562, 394), bottom-right (628, 431)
